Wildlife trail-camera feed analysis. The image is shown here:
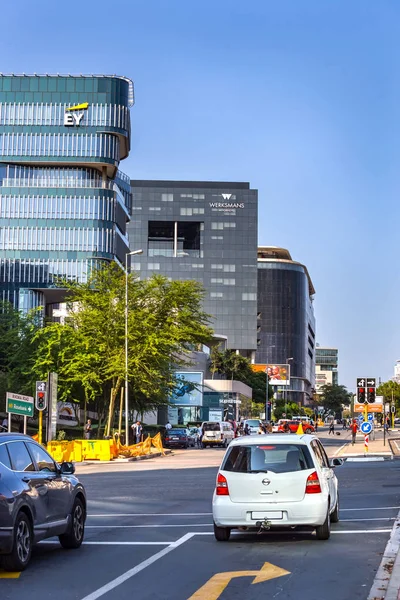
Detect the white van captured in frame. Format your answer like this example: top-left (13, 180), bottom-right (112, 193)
top-left (201, 422), bottom-right (235, 448)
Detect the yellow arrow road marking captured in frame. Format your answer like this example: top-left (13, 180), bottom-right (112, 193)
top-left (0, 570), bottom-right (21, 579)
top-left (66, 102), bottom-right (89, 111)
top-left (187, 561), bottom-right (290, 599)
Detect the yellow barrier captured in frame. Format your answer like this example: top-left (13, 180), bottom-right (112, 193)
top-left (46, 433), bottom-right (165, 462)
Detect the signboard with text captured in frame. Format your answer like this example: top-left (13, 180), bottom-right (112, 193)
top-left (6, 392), bottom-right (34, 417)
top-left (252, 364), bottom-right (290, 386)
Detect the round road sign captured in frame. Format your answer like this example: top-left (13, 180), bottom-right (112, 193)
top-left (360, 421), bottom-right (372, 434)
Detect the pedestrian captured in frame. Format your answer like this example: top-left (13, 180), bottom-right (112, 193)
top-left (385, 417), bottom-right (391, 435)
top-left (131, 421), bottom-right (143, 444)
top-left (165, 421), bottom-right (172, 430)
top-left (198, 424), bottom-right (204, 448)
top-left (342, 419), bottom-right (347, 430)
top-left (350, 419), bottom-right (358, 445)
top-left (258, 422), bottom-right (264, 434)
top-left (1, 416), bottom-right (8, 432)
top-left (244, 423), bottom-right (250, 435)
top-left (84, 419), bottom-right (92, 440)
top-left (314, 420), bottom-right (318, 432)
top-left (329, 421), bottom-right (335, 435)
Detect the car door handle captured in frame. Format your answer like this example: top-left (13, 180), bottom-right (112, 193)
top-left (22, 477), bottom-right (31, 482)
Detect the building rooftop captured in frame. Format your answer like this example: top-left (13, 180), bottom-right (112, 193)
top-left (131, 180), bottom-right (251, 189)
top-left (257, 246), bottom-right (316, 296)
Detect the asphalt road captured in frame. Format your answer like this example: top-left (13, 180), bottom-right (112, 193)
top-left (2, 433), bottom-right (399, 600)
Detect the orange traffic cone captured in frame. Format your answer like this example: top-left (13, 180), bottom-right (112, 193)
top-left (296, 422), bottom-right (304, 435)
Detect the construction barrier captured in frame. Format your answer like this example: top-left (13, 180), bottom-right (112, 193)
top-left (46, 433), bottom-right (165, 462)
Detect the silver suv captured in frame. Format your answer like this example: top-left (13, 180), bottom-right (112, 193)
top-left (0, 433), bottom-right (86, 571)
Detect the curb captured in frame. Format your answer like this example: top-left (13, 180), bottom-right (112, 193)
top-left (128, 450), bottom-right (172, 462)
top-left (367, 508), bottom-right (400, 600)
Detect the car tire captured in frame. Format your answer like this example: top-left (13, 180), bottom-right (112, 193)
top-left (214, 523), bottom-right (231, 542)
top-left (2, 512), bottom-right (33, 572)
top-left (59, 498), bottom-right (85, 549)
top-left (315, 509), bottom-right (331, 540)
top-left (331, 495), bottom-right (339, 523)
top-left (304, 428), bottom-right (312, 434)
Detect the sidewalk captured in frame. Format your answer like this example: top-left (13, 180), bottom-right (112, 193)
top-left (335, 430), bottom-right (393, 458)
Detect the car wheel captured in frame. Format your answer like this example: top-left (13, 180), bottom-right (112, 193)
top-left (331, 495), bottom-right (339, 523)
top-left (304, 428), bottom-right (312, 434)
top-left (315, 509), bottom-right (331, 540)
top-left (2, 512), bottom-right (33, 572)
top-left (214, 523), bottom-right (231, 542)
top-left (59, 498), bottom-right (85, 549)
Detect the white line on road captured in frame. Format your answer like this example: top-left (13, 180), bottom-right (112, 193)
top-left (87, 513), bottom-right (212, 518)
top-left (340, 506), bottom-right (400, 511)
top-left (331, 529), bottom-right (392, 534)
top-left (40, 541), bottom-right (172, 546)
top-left (80, 533), bottom-right (196, 600)
top-left (341, 518), bottom-right (396, 522)
top-left (85, 524), bottom-right (212, 528)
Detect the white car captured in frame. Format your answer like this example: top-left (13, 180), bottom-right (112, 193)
top-left (212, 434), bottom-right (340, 541)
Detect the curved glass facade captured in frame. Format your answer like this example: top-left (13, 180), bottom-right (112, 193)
top-left (0, 74), bottom-right (133, 310)
top-left (256, 261), bottom-right (316, 403)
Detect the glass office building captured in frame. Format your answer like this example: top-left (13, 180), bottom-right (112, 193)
top-left (127, 180), bottom-right (258, 354)
top-left (315, 346), bottom-right (338, 393)
top-left (0, 74), bottom-right (133, 311)
top-left (256, 246), bottom-right (316, 405)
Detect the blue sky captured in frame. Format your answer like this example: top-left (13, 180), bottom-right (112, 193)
top-left (1, 0), bottom-right (400, 390)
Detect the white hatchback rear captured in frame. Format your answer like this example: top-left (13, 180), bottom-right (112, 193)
top-left (212, 434), bottom-right (339, 541)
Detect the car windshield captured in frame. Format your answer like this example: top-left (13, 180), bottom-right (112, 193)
top-left (170, 430), bottom-right (186, 434)
top-left (222, 444), bottom-right (314, 474)
top-left (203, 423), bottom-right (220, 431)
top-left (245, 420), bottom-right (260, 427)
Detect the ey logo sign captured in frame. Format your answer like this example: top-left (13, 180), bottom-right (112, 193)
top-left (64, 102), bottom-right (89, 127)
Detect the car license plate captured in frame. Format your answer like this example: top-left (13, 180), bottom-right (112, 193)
top-left (251, 511), bottom-right (283, 520)
top-left (172, 437), bottom-right (179, 440)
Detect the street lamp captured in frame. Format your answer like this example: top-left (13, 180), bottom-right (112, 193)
top-left (125, 249), bottom-right (143, 443)
top-left (285, 357), bottom-right (294, 415)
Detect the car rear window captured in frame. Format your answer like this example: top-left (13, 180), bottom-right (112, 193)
top-left (170, 429), bottom-right (186, 434)
top-left (0, 443), bottom-right (11, 469)
top-left (203, 423), bottom-right (220, 431)
top-left (245, 420), bottom-right (260, 427)
top-left (222, 444), bottom-right (314, 474)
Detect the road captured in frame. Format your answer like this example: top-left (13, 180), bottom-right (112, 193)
top-left (2, 431), bottom-right (399, 600)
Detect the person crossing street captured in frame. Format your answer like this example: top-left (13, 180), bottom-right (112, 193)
top-left (350, 419), bottom-right (358, 445)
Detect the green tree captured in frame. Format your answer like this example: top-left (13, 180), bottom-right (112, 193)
top-left (31, 263), bottom-right (214, 434)
top-left (376, 381), bottom-right (400, 407)
top-left (319, 384), bottom-right (351, 417)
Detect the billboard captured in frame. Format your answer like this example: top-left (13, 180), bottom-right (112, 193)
top-left (251, 364), bottom-right (290, 386)
top-left (170, 372), bottom-right (203, 406)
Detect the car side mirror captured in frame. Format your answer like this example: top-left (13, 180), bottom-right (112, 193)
top-left (329, 458), bottom-right (343, 468)
top-left (60, 461), bottom-right (75, 475)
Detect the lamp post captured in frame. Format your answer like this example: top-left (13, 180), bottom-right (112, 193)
top-left (125, 249), bottom-right (143, 443)
top-left (285, 357), bottom-right (294, 415)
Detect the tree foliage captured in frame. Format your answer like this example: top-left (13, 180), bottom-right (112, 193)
top-left (376, 380), bottom-right (400, 407)
top-left (319, 384), bottom-right (351, 416)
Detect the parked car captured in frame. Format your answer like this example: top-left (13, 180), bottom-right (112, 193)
top-left (164, 428), bottom-right (190, 449)
top-left (212, 433), bottom-right (340, 542)
top-left (201, 422), bottom-right (235, 448)
top-left (0, 433), bottom-right (86, 571)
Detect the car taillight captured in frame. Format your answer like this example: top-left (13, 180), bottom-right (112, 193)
top-left (165, 437), bottom-right (169, 441)
top-left (305, 471), bottom-right (321, 494)
top-left (216, 472), bottom-right (229, 496)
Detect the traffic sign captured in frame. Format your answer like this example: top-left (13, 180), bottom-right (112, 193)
top-left (367, 378), bottom-right (376, 388)
top-left (6, 392), bottom-right (34, 417)
top-left (360, 421), bottom-right (372, 434)
top-left (357, 378), bottom-right (366, 388)
top-left (367, 413), bottom-right (374, 421)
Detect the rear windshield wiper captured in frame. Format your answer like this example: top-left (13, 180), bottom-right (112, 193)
top-left (248, 469), bottom-right (269, 473)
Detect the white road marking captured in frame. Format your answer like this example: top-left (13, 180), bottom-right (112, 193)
top-left (80, 533), bottom-right (196, 600)
top-left (341, 518), bottom-right (396, 522)
top-left (331, 529), bottom-right (392, 534)
top-left (86, 524), bottom-right (212, 528)
top-left (333, 443), bottom-right (348, 456)
top-left (88, 512), bottom-right (212, 518)
top-left (340, 506), bottom-right (400, 511)
top-left (41, 541), bottom-right (172, 546)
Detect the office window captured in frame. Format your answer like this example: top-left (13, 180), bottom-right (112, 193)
top-left (224, 265), bottom-right (236, 272)
top-left (148, 221), bottom-right (174, 257)
top-left (211, 222), bottom-right (224, 230)
top-left (180, 208), bottom-right (193, 216)
top-left (131, 263), bottom-right (141, 271)
top-left (224, 222), bottom-right (236, 228)
top-left (242, 293), bottom-right (257, 301)
top-left (211, 264), bottom-right (223, 269)
top-left (211, 235), bottom-right (223, 240)
top-left (148, 263), bottom-right (160, 270)
top-left (149, 207), bottom-right (161, 212)
top-left (161, 193), bottom-right (173, 202)
top-left (193, 208), bottom-right (204, 214)
top-left (177, 222), bottom-right (201, 258)
top-left (191, 264), bottom-right (204, 268)
top-left (210, 292), bottom-right (223, 298)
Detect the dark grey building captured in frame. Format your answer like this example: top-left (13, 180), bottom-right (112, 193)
top-left (256, 246), bottom-right (316, 405)
top-left (127, 180), bottom-right (258, 355)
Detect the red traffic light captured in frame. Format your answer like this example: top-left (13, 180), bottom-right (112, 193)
top-left (38, 392), bottom-right (44, 398)
top-left (368, 388), bottom-right (374, 393)
top-left (359, 388), bottom-right (365, 393)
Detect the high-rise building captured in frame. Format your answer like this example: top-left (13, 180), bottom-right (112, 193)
top-left (315, 346), bottom-right (339, 393)
top-left (256, 246), bottom-right (316, 405)
top-left (127, 180), bottom-right (258, 355)
top-left (0, 74), bottom-right (133, 312)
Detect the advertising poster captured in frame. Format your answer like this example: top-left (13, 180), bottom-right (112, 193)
top-left (251, 364), bottom-right (290, 386)
top-left (171, 372), bottom-right (203, 406)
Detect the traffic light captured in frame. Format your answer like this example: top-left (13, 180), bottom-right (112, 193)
top-left (357, 387), bottom-right (366, 403)
top-left (35, 391), bottom-right (47, 411)
top-left (367, 387), bottom-right (376, 403)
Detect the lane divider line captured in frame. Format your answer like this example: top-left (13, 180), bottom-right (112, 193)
top-left (79, 533), bottom-right (196, 600)
top-left (367, 506), bottom-right (400, 600)
top-left (41, 541), bottom-right (172, 546)
top-left (87, 513), bottom-right (213, 518)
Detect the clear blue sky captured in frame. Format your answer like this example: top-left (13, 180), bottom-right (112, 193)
top-left (2, 0), bottom-right (400, 391)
